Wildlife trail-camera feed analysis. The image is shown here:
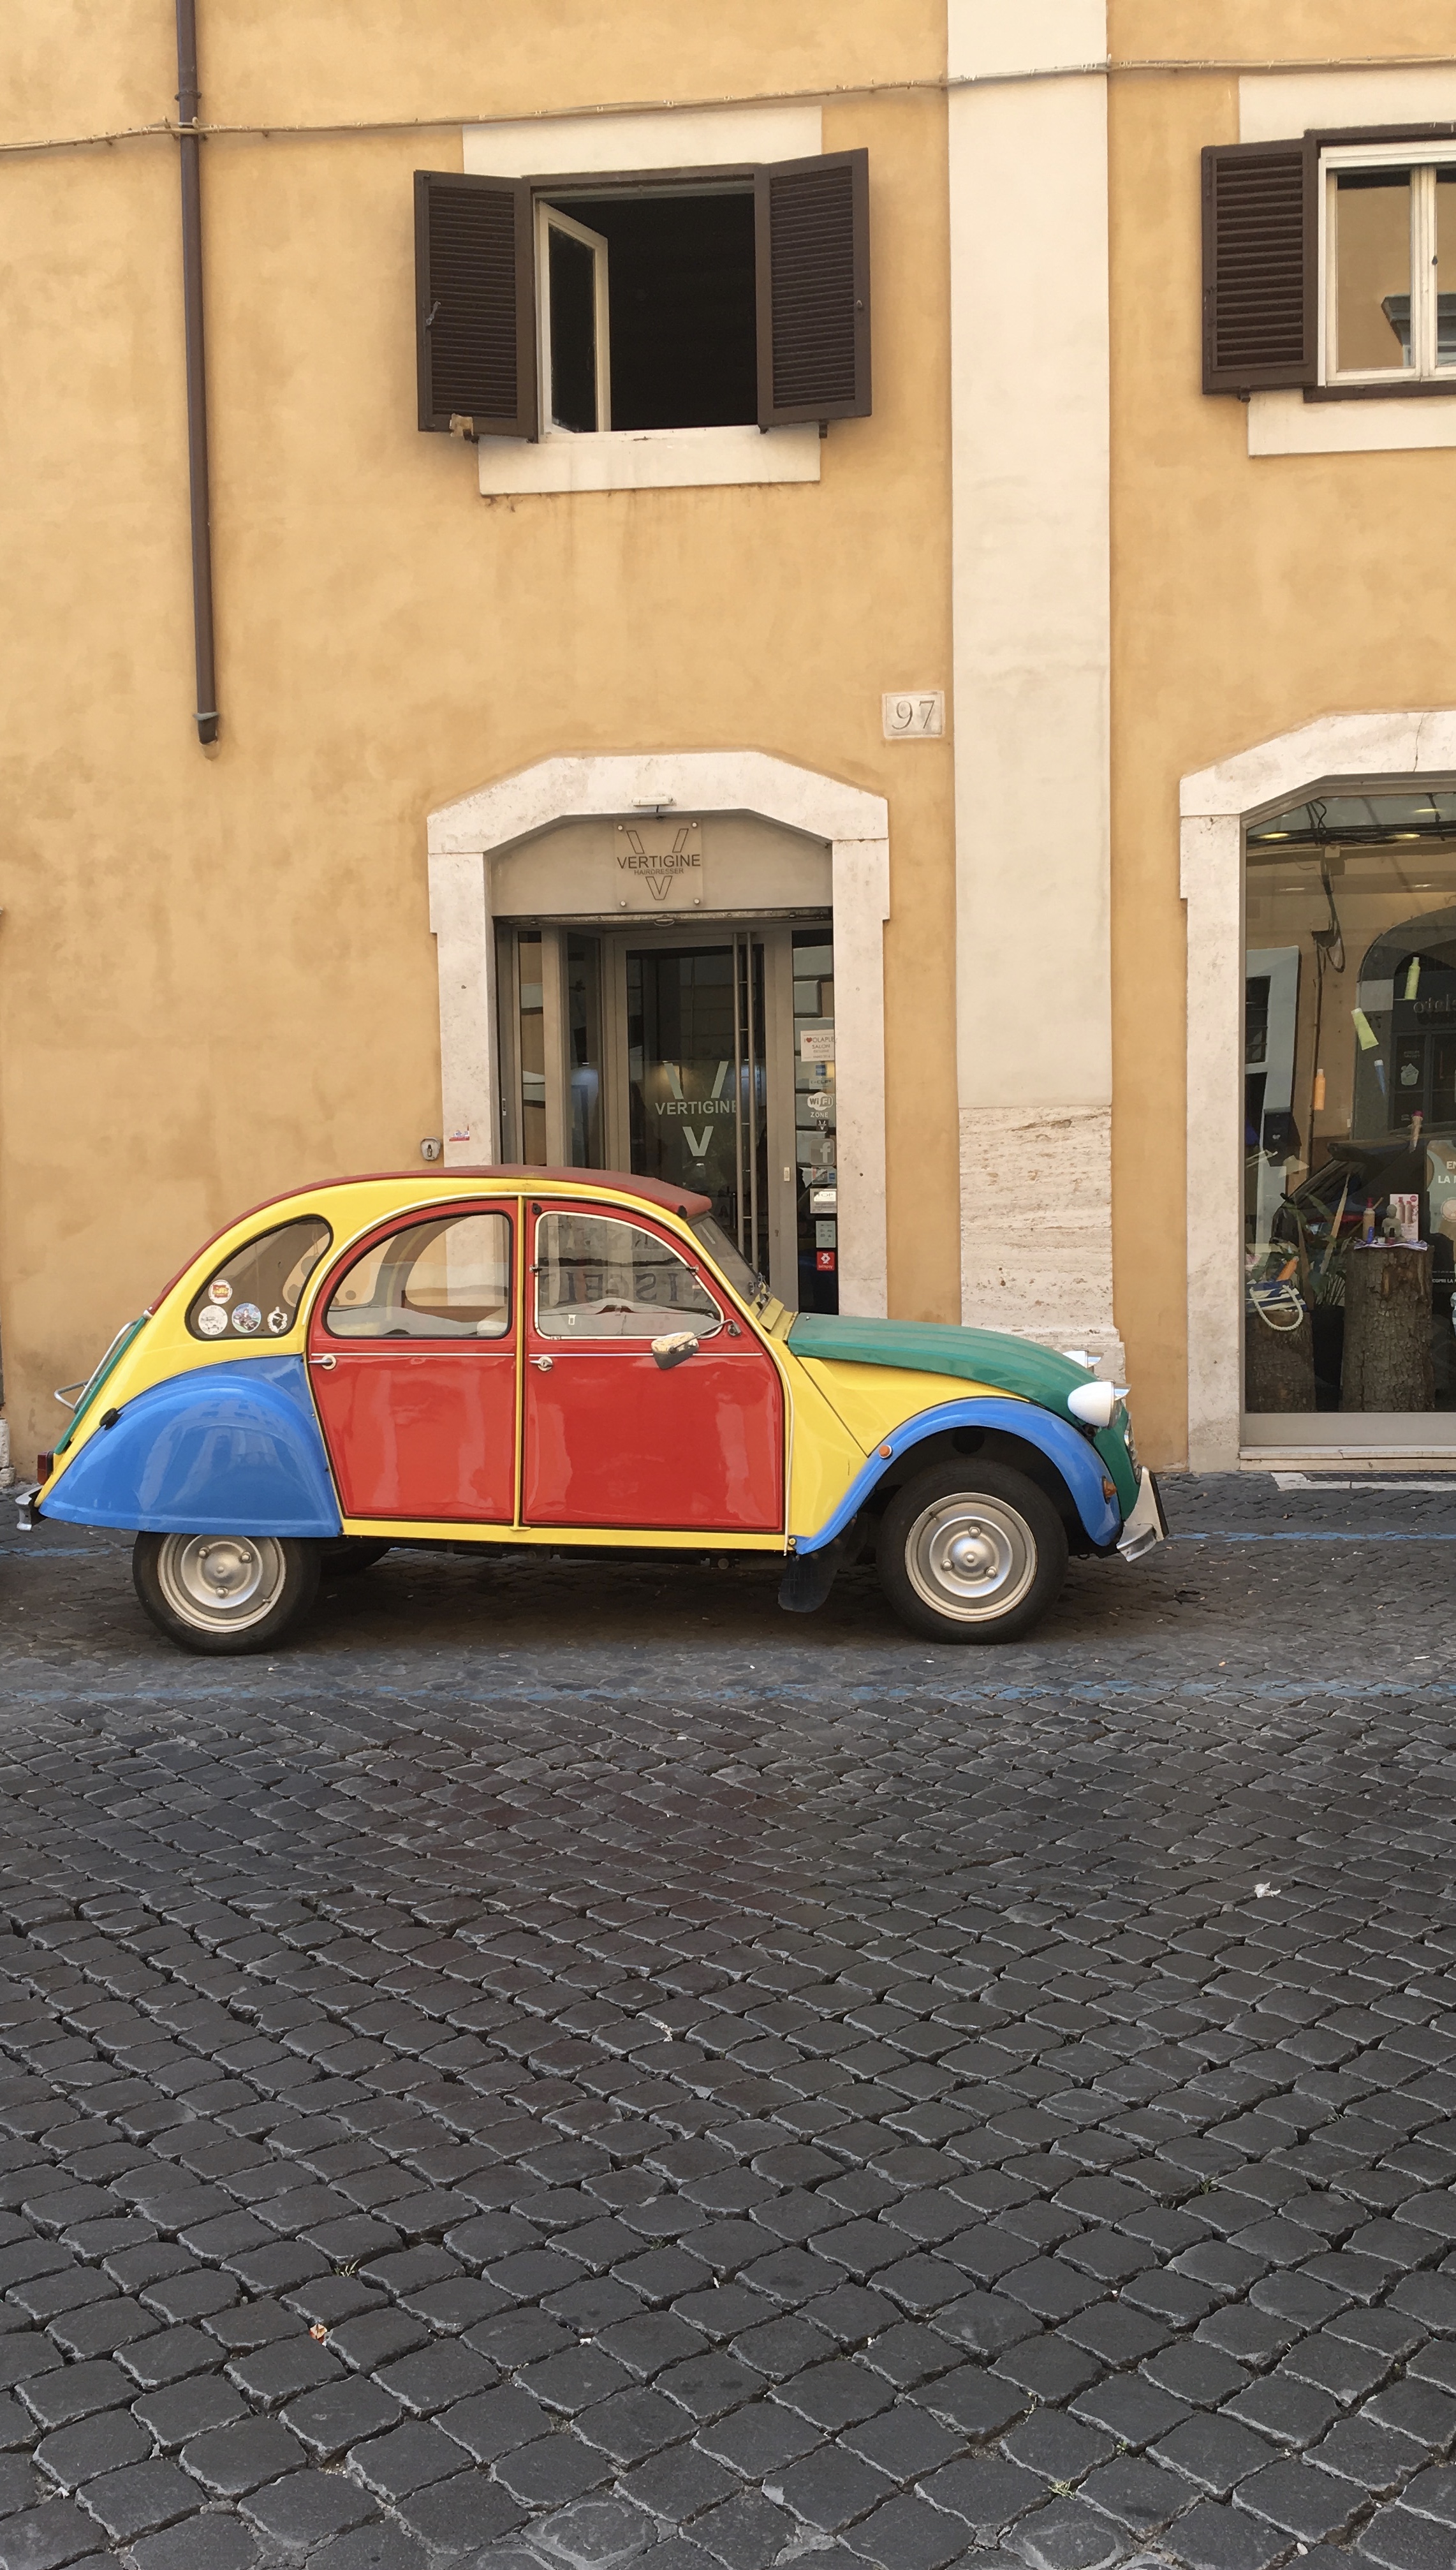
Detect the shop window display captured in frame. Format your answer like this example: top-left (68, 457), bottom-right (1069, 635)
top-left (1244, 792), bottom-right (1456, 1426)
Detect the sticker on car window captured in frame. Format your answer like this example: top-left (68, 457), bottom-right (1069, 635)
top-left (187, 1216), bottom-right (332, 1343)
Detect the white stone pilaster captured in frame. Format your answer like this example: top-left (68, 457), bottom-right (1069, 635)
top-left (948, 3), bottom-right (1121, 1370)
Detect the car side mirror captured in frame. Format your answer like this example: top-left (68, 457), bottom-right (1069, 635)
top-left (652, 1332), bottom-right (700, 1371)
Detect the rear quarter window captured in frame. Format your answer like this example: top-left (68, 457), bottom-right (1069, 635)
top-left (187, 1216), bottom-right (332, 1342)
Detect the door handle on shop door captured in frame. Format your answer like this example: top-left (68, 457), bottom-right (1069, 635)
top-left (530, 1355), bottom-right (554, 1371)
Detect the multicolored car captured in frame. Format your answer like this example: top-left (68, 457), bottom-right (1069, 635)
top-left (23, 1169), bottom-right (1165, 1653)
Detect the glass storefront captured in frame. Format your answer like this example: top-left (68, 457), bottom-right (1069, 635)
top-left (496, 916), bottom-right (834, 1309)
top-left (793, 933), bottom-right (837, 1313)
top-left (516, 929), bottom-right (547, 1165)
top-left (1244, 789), bottom-right (1456, 1429)
top-left (567, 933), bottom-right (604, 1167)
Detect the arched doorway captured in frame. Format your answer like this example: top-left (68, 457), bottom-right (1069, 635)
top-left (426, 751), bottom-right (891, 1317)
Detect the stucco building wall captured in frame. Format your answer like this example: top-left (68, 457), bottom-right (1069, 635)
top-left (10, 2), bottom-right (1456, 1477)
top-left (0, 2), bottom-right (955, 1466)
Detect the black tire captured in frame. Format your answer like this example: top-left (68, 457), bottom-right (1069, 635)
top-left (133, 1532), bottom-right (320, 1656)
top-left (319, 1539), bottom-right (393, 1578)
top-left (876, 1460), bottom-right (1067, 1643)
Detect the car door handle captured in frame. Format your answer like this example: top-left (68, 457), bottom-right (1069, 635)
top-left (530, 1355), bottom-right (554, 1371)
top-left (309, 1354), bottom-right (337, 1371)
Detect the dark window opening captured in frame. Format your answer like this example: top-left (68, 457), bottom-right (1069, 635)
top-left (542, 189), bottom-right (756, 429)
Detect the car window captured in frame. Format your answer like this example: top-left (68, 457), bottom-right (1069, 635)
top-left (688, 1211), bottom-right (760, 1301)
top-left (325, 1212), bottom-right (512, 1340)
top-left (535, 1211), bottom-right (720, 1341)
top-left (188, 1216), bottom-right (332, 1341)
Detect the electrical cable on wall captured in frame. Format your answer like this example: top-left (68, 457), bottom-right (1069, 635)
top-left (6, 52), bottom-right (1456, 160)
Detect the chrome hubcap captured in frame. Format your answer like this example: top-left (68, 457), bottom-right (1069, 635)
top-left (905, 1495), bottom-right (1037, 1623)
top-left (156, 1534), bottom-right (287, 1632)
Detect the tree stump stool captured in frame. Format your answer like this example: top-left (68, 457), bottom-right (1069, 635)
top-left (1244, 1298), bottom-right (1316, 1411)
top-left (1340, 1244), bottom-right (1433, 1411)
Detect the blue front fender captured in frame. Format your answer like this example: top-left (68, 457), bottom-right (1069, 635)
top-left (40, 1356), bottom-right (342, 1538)
top-left (797, 1396), bottom-right (1119, 1554)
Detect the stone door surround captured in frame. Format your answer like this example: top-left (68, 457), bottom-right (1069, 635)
top-left (427, 751), bottom-right (891, 1318)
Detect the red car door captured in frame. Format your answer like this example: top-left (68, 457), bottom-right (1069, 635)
top-left (307, 1203), bottom-right (518, 1521)
top-left (522, 1201), bottom-right (783, 1532)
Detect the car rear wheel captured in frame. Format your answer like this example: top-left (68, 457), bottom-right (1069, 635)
top-left (876, 1461), bottom-right (1067, 1643)
top-left (133, 1532), bottom-right (320, 1655)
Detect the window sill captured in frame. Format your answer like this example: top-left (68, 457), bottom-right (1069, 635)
top-left (476, 421), bottom-right (821, 496)
top-left (1249, 388), bottom-right (1456, 455)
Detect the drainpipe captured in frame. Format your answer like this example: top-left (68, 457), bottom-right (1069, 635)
top-left (175, 0), bottom-right (219, 746)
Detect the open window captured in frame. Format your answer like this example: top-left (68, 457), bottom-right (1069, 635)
top-left (415, 150), bottom-right (869, 439)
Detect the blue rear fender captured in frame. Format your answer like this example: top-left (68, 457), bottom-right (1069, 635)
top-left (797, 1396), bottom-right (1119, 1555)
top-left (40, 1356), bottom-right (342, 1538)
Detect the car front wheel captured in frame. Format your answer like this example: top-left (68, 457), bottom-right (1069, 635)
top-left (876, 1461), bottom-right (1067, 1643)
top-left (133, 1532), bottom-right (320, 1655)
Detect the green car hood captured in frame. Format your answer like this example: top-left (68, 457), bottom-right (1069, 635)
top-left (786, 1313), bottom-right (1137, 1515)
top-left (787, 1313), bottom-right (1089, 1415)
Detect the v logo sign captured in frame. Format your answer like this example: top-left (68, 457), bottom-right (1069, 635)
top-left (624, 826), bottom-right (693, 902)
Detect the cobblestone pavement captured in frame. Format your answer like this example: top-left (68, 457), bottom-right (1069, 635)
top-left (1, 1477), bottom-right (1456, 2568)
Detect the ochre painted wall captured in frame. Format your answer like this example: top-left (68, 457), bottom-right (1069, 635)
top-left (1108, 2), bottom-right (1456, 1464)
top-left (0, 4), bottom-right (953, 1468)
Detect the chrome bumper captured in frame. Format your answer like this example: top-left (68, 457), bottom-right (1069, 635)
top-left (1116, 1466), bottom-right (1168, 1563)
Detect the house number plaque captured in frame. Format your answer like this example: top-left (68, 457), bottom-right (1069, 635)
top-left (882, 690), bottom-right (945, 739)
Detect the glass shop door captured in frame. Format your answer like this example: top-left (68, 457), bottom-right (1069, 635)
top-left (622, 935), bottom-right (770, 1282)
top-left (495, 919), bottom-right (836, 1310)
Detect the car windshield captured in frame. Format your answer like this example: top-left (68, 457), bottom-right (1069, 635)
top-left (689, 1213), bottom-right (763, 1304)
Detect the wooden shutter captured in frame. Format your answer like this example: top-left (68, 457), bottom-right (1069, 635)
top-left (755, 149), bottom-right (871, 425)
top-left (415, 172), bottom-right (537, 437)
top-left (1202, 140), bottom-right (1316, 394)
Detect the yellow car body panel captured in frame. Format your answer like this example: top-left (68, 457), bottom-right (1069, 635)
top-left (795, 1357), bottom-right (1024, 1453)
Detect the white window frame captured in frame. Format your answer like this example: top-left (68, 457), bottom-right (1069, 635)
top-left (1321, 139), bottom-right (1456, 387)
top-left (536, 201), bottom-right (612, 434)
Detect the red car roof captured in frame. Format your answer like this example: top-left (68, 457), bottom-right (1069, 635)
top-left (459, 1167), bottom-right (714, 1217)
top-left (147, 1167), bottom-right (714, 1311)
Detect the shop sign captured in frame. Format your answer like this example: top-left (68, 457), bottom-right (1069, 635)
top-left (613, 821), bottom-right (705, 908)
top-left (800, 1028), bottom-right (835, 1062)
top-left (645, 1060), bottom-right (735, 1166)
